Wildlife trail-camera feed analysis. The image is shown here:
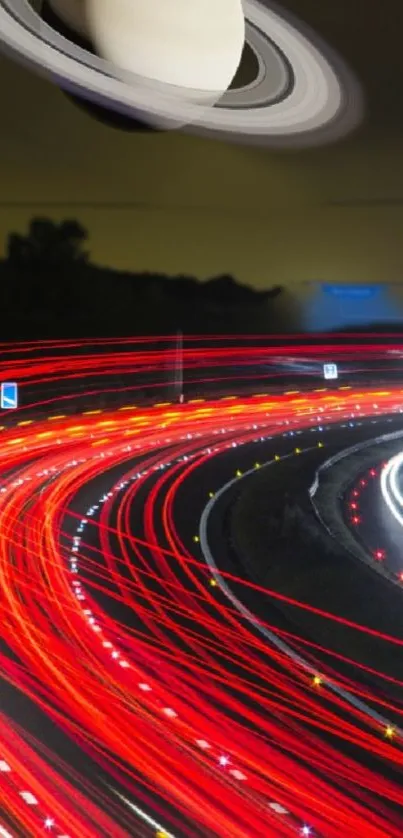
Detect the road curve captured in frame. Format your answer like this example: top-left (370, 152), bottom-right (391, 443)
top-left (0, 339), bottom-right (402, 835)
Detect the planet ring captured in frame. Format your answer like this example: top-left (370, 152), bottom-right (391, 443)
top-left (0, 0), bottom-right (363, 146)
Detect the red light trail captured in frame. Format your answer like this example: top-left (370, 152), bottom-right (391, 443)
top-left (0, 338), bottom-right (401, 836)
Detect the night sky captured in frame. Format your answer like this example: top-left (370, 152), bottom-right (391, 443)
top-left (1, 1), bottom-right (403, 291)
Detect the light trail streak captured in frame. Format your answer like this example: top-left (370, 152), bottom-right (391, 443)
top-left (380, 452), bottom-right (403, 528)
top-left (198, 460), bottom-right (403, 735)
top-left (0, 338), bottom-right (400, 834)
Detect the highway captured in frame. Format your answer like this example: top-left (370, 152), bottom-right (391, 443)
top-left (332, 444), bottom-right (403, 589)
top-left (0, 338), bottom-right (402, 836)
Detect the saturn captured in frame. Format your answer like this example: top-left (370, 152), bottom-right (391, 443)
top-left (0, 0), bottom-right (363, 146)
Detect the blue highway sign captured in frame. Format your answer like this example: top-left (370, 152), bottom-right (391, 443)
top-left (1, 382), bottom-right (18, 409)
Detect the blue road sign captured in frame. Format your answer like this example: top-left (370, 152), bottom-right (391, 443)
top-left (322, 284), bottom-right (379, 299)
top-left (1, 382), bottom-right (18, 409)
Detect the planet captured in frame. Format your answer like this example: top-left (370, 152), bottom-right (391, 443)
top-left (47, 0), bottom-right (255, 92)
top-left (47, 0), bottom-right (90, 39)
top-left (85, 0), bottom-right (245, 96)
top-left (43, 0), bottom-right (158, 132)
top-left (1, 1), bottom-right (363, 146)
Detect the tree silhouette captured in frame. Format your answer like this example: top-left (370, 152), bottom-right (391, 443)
top-left (6, 218), bottom-right (89, 272)
top-left (1, 215), bottom-right (287, 338)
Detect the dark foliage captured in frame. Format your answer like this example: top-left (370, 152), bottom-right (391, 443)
top-left (0, 217), bottom-right (284, 340)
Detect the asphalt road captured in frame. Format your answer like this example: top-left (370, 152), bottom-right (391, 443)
top-left (70, 411), bottom-right (403, 836)
top-left (1, 367), bottom-right (403, 836)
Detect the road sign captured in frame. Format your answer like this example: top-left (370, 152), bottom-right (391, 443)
top-left (323, 363), bottom-right (338, 381)
top-left (1, 382), bottom-right (18, 409)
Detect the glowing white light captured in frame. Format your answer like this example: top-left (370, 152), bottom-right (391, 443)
top-left (380, 453), bottom-right (403, 528)
top-left (115, 792), bottom-right (177, 838)
top-left (163, 707), bottom-right (178, 719)
top-left (195, 739), bottom-right (210, 750)
top-left (230, 768), bottom-right (246, 780)
top-left (19, 791), bottom-right (38, 805)
top-left (268, 802), bottom-right (289, 815)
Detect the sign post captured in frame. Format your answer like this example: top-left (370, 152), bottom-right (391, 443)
top-left (174, 331), bottom-right (184, 404)
top-left (1, 382), bottom-right (18, 409)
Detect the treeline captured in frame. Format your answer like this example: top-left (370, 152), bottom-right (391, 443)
top-left (0, 218), bottom-right (289, 339)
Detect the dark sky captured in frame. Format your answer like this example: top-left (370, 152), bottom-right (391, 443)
top-left (1, 0), bottom-right (403, 289)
